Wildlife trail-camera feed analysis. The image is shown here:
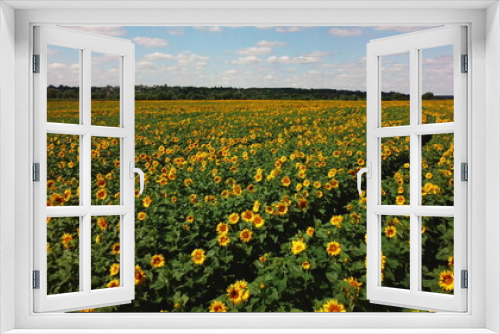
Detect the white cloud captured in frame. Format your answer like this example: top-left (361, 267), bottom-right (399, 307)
top-left (91, 53), bottom-right (121, 64)
top-left (47, 48), bottom-right (58, 56)
top-left (267, 55), bottom-right (321, 64)
top-left (64, 26), bottom-right (126, 37)
top-left (275, 26), bottom-right (305, 33)
top-left (132, 37), bottom-right (169, 48)
top-left (236, 46), bottom-right (272, 56)
top-left (231, 56), bottom-right (260, 65)
top-left (256, 40), bottom-right (286, 47)
top-left (194, 26), bottom-right (222, 33)
top-left (373, 26), bottom-right (436, 33)
top-left (141, 51), bottom-right (209, 71)
top-left (177, 51), bottom-right (209, 67)
top-left (48, 62), bottom-right (80, 86)
top-left (302, 51), bottom-right (329, 57)
top-left (166, 27), bottom-right (185, 36)
top-left (224, 69), bottom-right (238, 75)
top-left (144, 52), bottom-right (175, 61)
top-left (328, 28), bottom-right (363, 37)
top-left (136, 61), bottom-right (157, 70)
top-left (48, 63), bottom-right (68, 70)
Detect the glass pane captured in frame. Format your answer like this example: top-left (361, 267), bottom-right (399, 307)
top-left (421, 217), bottom-right (454, 294)
top-left (381, 136), bottom-right (410, 205)
top-left (91, 52), bottom-right (121, 127)
top-left (92, 216), bottom-right (121, 290)
top-left (421, 45), bottom-right (454, 124)
top-left (421, 133), bottom-right (454, 206)
top-left (47, 216), bottom-right (80, 295)
top-left (381, 215), bottom-right (410, 289)
top-left (91, 137), bottom-right (121, 205)
top-left (380, 52), bottom-right (410, 127)
top-left (47, 134), bottom-right (80, 206)
top-left (47, 45), bottom-right (80, 124)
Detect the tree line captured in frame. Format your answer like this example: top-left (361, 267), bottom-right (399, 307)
top-left (47, 85), bottom-right (452, 101)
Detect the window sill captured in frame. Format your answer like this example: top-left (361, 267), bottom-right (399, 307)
top-left (4, 329), bottom-right (497, 334)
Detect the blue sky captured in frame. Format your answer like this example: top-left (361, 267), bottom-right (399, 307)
top-left (48, 26), bottom-right (453, 95)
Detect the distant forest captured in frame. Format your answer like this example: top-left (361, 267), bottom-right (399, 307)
top-left (47, 85), bottom-right (452, 101)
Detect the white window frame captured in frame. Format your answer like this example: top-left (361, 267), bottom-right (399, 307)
top-left (0, 2), bottom-right (498, 333)
top-left (33, 25), bottom-right (136, 313)
top-left (365, 26), bottom-right (467, 312)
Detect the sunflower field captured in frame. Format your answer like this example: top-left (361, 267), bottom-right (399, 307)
top-left (45, 99), bottom-right (455, 312)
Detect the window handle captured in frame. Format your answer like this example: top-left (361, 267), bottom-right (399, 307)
top-left (357, 162), bottom-right (371, 195)
top-left (130, 162), bottom-right (145, 195)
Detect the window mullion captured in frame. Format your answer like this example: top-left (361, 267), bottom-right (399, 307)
top-left (409, 47), bottom-right (420, 294)
top-left (81, 47), bottom-right (92, 294)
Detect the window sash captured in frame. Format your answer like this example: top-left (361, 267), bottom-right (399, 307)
top-left (366, 26), bottom-right (467, 312)
top-left (32, 25), bottom-right (136, 313)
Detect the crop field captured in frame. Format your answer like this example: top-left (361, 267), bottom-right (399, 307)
top-left (46, 100), bottom-right (455, 312)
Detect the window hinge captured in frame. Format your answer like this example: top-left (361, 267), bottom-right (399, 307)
top-left (33, 163), bottom-right (40, 182)
top-left (33, 270), bottom-right (40, 289)
top-left (33, 54), bottom-right (40, 73)
top-left (461, 162), bottom-right (468, 182)
top-left (461, 54), bottom-right (468, 73)
top-left (461, 270), bottom-right (468, 289)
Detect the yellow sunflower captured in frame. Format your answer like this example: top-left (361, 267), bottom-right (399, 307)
top-left (343, 276), bottom-right (362, 291)
top-left (109, 263), bottom-right (120, 276)
top-left (291, 239), bottom-right (307, 255)
top-left (111, 243), bottom-right (120, 255)
top-left (216, 222), bottom-right (229, 234)
top-left (191, 249), bottom-right (206, 265)
top-left (330, 215), bottom-right (343, 228)
top-left (316, 299), bottom-right (346, 312)
top-left (439, 270), bottom-right (454, 291)
top-left (217, 233), bottom-right (230, 247)
top-left (241, 210), bottom-right (254, 222)
top-left (326, 241), bottom-right (342, 256)
top-left (240, 229), bottom-right (253, 243)
top-left (151, 254), bottom-right (166, 268)
top-left (209, 300), bottom-right (228, 312)
top-left (227, 284), bottom-right (243, 306)
top-left (61, 233), bottom-right (73, 249)
top-left (228, 213), bottom-right (240, 224)
top-left (107, 279), bottom-right (120, 288)
top-left (96, 188), bottom-right (108, 200)
top-left (281, 176), bottom-right (292, 187)
top-left (135, 265), bottom-right (147, 286)
top-left (396, 195), bottom-right (406, 205)
top-left (252, 214), bottom-right (265, 228)
top-left (384, 225), bottom-right (397, 238)
top-left (96, 217), bottom-right (108, 230)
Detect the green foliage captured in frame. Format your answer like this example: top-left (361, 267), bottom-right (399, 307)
top-left (46, 100), bottom-right (455, 313)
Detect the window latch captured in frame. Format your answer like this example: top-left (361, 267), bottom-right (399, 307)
top-left (130, 162), bottom-right (145, 195)
top-left (357, 162), bottom-right (371, 195)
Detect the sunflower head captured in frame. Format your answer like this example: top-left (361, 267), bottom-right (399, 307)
top-left (151, 254), bottom-right (166, 268)
top-left (191, 248), bottom-right (206, 265)
top-left (326, 241), bottom-right (342, 256)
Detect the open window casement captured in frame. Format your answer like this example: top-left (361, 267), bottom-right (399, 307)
top-left (33, 26), bottom-right (140, 312)
top-left (363, 26), bottom-right (467, 312)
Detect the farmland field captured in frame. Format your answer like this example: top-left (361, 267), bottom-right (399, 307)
top-left (46, 100), bottom-right (455, 312)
